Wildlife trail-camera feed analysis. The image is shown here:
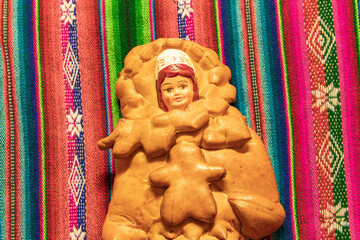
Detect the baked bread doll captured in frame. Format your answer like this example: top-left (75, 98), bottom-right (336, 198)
top-left (98, 38), bottom-right (285, 240)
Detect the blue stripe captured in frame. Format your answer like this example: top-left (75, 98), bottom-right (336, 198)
top-left (177, 1), bottom-right (187, 39)
top-left (0, 16), bottom-right (6, 239)
top-left (151, 0), bottom-right (157, 40)
top-left (221, 0), bottom-right (251, 123)
top-left (220, 0), bottom-right (230, 66)
top-left (68, 1), bottom-right (86, 233)
top-left (254, 0), bottom-right (292, 239)
top-left (12, 0), bottom-right (40, 238)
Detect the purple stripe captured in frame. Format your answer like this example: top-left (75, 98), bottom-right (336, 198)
top-left (332, 1), bottom-right (360, 238)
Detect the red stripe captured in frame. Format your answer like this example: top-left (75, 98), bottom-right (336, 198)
top-left (39, 0), bottom-right (69, 237)
top-left (77, 1), bottom-right (110, 238)
top-left (193, 0), bottom-right (217, 51)
top-left (302, 1), bottom-right (335, 238)
top-left (154, 0), bottom-right (178, 38)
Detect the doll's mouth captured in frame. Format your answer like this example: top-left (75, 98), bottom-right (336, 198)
top-left (174, 96), bottom-right (183, 102)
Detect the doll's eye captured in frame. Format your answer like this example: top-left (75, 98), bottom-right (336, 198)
top-left (179, 85), bottom-right (187, 90)
top-left (165, 88), bottom-right (173, 93)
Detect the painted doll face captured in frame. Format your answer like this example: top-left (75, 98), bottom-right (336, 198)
top-left (160, 75), bottom-right (194, 111)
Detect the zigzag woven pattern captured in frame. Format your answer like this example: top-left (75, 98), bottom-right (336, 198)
top-left (0, 0), bottom-right (359, 239)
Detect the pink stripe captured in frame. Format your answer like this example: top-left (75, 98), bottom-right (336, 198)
top-left (67, 136), bottom-right (77, 229)
top-left (149, 0), bottom-right (155, 41)
top-left (281, 0), bottom-right (322, 238)
top-left (61, 18), bottom-right (78, 232)
top-left (332, 1), bottom-right (360, 238)
top-left (185, 0), bottom-right (195, 41)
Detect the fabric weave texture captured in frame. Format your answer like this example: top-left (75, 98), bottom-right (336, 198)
top-left (0, 0), bottom-right (359, 239)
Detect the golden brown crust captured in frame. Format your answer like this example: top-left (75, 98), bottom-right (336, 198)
top-left (99, 39), bottom-right (285, 240)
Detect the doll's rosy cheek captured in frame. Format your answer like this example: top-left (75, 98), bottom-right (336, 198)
top-left (163, 96), bottom-right (172, 104)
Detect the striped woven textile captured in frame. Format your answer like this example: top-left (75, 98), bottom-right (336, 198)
top-left (1, 0), bottom-right (359, 239)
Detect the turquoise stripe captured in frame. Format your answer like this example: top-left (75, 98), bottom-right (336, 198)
top-left (0, 28), bottom-right (6, 240)
top-left (254, 0), bottom-right (292, 239)
top-left (12, 1), bottom-right (40, 239)
top-left (227, 0), bottom-right (250, 123)
top-left (254, 0), bottom-right (283, 191)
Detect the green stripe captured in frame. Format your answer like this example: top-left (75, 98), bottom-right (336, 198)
top-left (318, 1), bottom-right (350, 238)
top-left (129, 0), bottom-right (152, 48)
top-left (105, 0), bottom-right (152, 126)
top-left (133, 0), bottom-right (143, 45)
top-left (35, 0), bottom-right (47, 238)
top-left (213, 0), bottom-right (223, 62)
top-left (128, 0), bottom-right (137, 47)
top-left (276, 0), bottom-right (299, 238)
top-left (105, 0), bottom-right (128, 126)
top-left (138, 0), bottom-right (151, 45)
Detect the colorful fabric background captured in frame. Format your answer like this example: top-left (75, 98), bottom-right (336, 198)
top-left (1, 0), bottom-right (359, 239)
